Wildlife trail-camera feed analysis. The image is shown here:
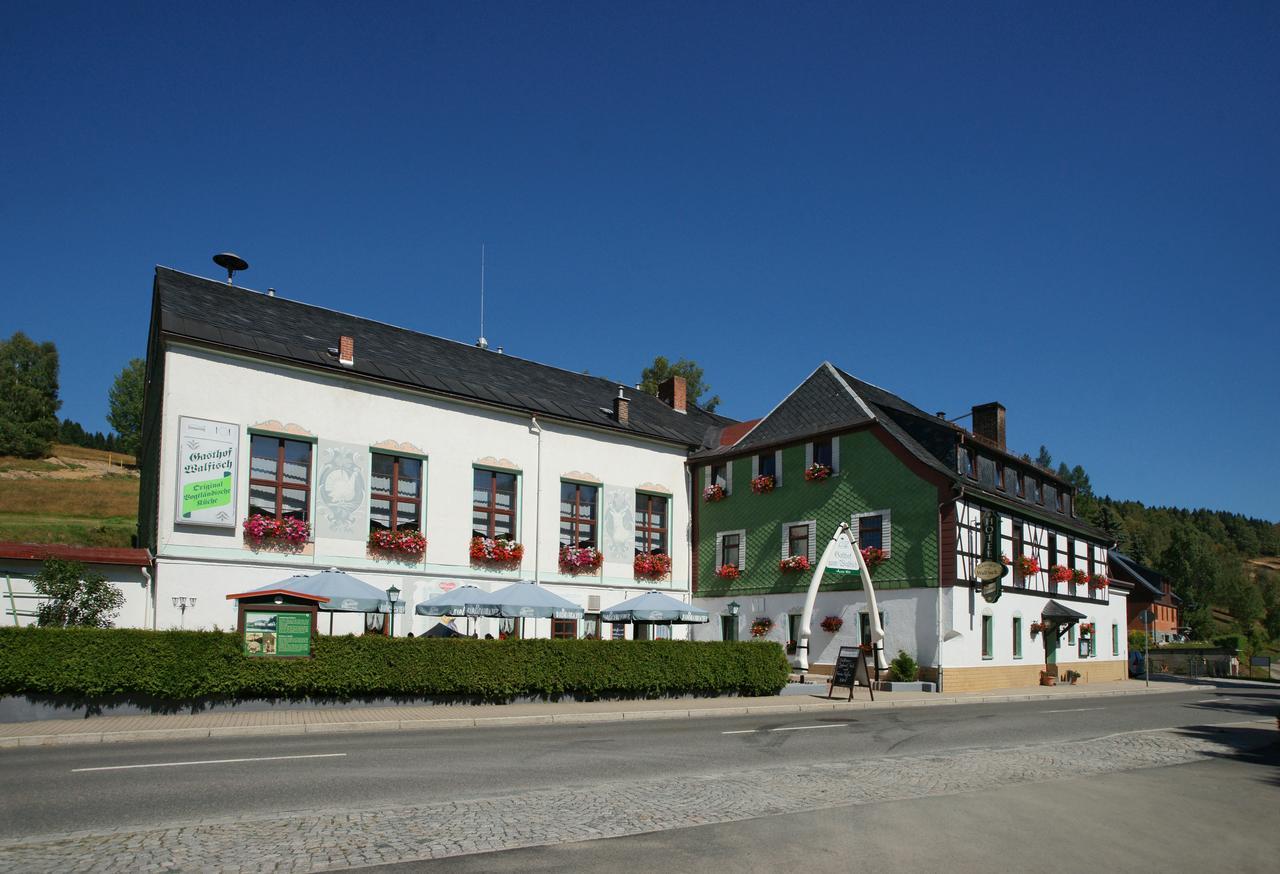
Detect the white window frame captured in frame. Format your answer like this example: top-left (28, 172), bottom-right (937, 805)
top-left (751, 449), bottom-right (784, 487)
top-left (780, 519), bottom-right (818, 564)
top-left (804, 437), bottom-right (840, 473)
top-left (851, 509), bottom-right (892, 556)
top-left (714, 529), bottom-right (747, 571)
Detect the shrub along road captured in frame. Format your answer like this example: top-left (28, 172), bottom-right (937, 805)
top-left (0, 683), bottom-right (1275, 869)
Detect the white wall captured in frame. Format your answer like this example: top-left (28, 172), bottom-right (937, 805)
top-left (149, 345), bottom-right (692, 631)
top-left (1, 561), bottom-right (150, 629)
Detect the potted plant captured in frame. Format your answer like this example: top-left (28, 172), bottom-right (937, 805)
top-left (778, 554), bottom-right (810, 573)
top-left (820, 615), bottom-right (843, 633)
top-left (804, 462), bottom-right (832, 482)
top-left (634, 552), bottom-right (673, 580)
top-left (861, 546), bottom-right (886, 569)
top-left (1070, 568), bottom-right (1088, 586)
top-left (1089, 574), bottom-right (1109, 589)
top-left (1079, 622), bottom-right (1095, 635)
top-left (470, 535), bottom-right (524, 568)
top-left (367, 527), bottom-right (427, 557)
top-left (1040, 670), bottom-right (1057, 686)
top-left (750, 617), bottom-right (774, 637)
top-left (1029, 620), bottom-right (1046, 638)
top-left (559, 545), bottom-right (603, 575)
top-left (1049, 564), bottom-right (1072, 583)
top-left (703, 483), bottom-right (727, 502)
top-left (715, 564), bottom-right (741, 581)
top-left (1065, 669), bottom-right (1081, 685)
top-left (1016, 555), bottom-right (1041, 576)
top-left (243, 514), bottom-right (310, 549)
top-left (750, 474), bottom-right (776, 494)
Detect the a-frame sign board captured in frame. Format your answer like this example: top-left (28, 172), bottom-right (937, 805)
top-left (828, 645), bottom-right (875, 702)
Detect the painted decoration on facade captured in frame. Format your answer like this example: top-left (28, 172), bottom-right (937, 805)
top-left (314, 441), bottom-right (368, 540)
top-left (602, 485), bottom-right (636, 563)
top-left (176, 416), bottom-right (240, 528)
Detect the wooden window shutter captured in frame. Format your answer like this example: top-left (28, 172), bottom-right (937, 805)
top-left (850, 514), bottom-right (861, 546)
top-left (735, 530), bottom-right (746, 571)
top-left (726, 461), bottom-right (733, 495)
top-left (780, 525), bottom-right (789, 559)
top-left (807, 521), bottom-right (817, 564)
top-left (805, 442), bottom-right (813, 468)
top-left (774, 450), bottom-right (784, 487)
top-left (751, 455), bottom-right (759, 478)
top-left (715, 532), bottom-right (724, 566)
top-left (881, 510), bottom-right (892, 556)
top-left (703, 466), bottom-right (711, 489)
top-left (832, 438), bottom-right (840, 474)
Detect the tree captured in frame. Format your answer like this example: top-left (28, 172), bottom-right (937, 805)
top-left (638, 356), bottom-right (720, 412)
top-left (107, 358), bottom-right (145, 456)
top-left (1035, 445), bottom-right (1053, 470)
top-left (31, 558), bottom-right (124, 627)
top-left (0, 332), bottom-right (61, 458)
top-left (1093, 503), bottom-right (1129, 552)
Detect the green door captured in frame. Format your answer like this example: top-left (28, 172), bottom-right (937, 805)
top-left (1044, 624), bottom-right (1058, 666)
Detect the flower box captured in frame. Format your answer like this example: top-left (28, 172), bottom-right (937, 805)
top-left (470, 536), bottom-right (524, 567)
top-left (803, 463), bottom-right (832, 482)
top-left (634, 552), bottom-right (673, 580)
top-left (1016, 555), bottom-right (1041, 577)
top-left (703, 483), bottom-right (726, 502)
top-left (750, 617), bottom-right (773, 637)
top-left (1088, 574), bottom-right (1109, 589)
top-left (778, 554), bottom-right (810, 573)
top-left (820, 615), bottom-right (843, 633)
top-left (715, 564), bottom-right (741, 581)
top-left (1079, 622), bottom-right (1095, 635)
top-left (1070, 568), bottom-right (1088, 586)
top-left (750, 474), bottom-right (775, 494)
top-left (242, 514), bottom-right (310, 547)
top-left (559, 545), bottom-right (603, 575)
top-left (1049, 564), bottom-right (1072, 583)
top-left (1029, 621), bottom-right (1047, 637)
top-left (367, 528), bottom-right (427, 557)
top-left (861, 546), bottom-right (886, 569)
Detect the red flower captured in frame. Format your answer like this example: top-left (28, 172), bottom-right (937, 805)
top-left (715, 564), bottom-right (741, 581)
top-left (471, 536), bottom-right (524, 566)
top-left (820, 615), bottom-right (843, 633)
top-left (750, 617), bottom-right (773, 637)
top-left (1016, 555), bottom-right (1041, 576)
top-left (1049, 565), bottom-right (1072, 583)
top-left (703, 484), bottom-right (727, 502)
top-left (634, 552), bottom-right (673, 580)
top-left (750, 474), bottom-right (776, 494)
top-left (861, 546), bottom-right (886, 569)
top-left (803, 463), bottom-right (831, 482)
top-left (368, 528), bottom-right (427, 556)
top-left (559, 545), bottom-right (603, 575)
top-left (778, 554), bottom-right (810, 573)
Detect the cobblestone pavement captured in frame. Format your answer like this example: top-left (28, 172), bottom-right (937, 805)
top-left (0, 726), bottom-right (1260, 872)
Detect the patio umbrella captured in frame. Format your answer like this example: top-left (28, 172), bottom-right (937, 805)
top-left (248, 568), bottom-right (388, 613)
top-left (487, 581), bottom-right (584, 619)
top-left (600, 590), bottom-right (710, 624)
top-left (415, 585), bottom-right (501, 635)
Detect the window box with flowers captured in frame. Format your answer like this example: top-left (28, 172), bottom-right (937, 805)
top-left (1079, 622), bottom-right (1095, 635)
top-left (1029, 620), bottom-right (1047, 638)
top-left (861, 546), bottom-right (886, 570)
top-left (778, 555), bottom-right (810, 573)
top-left (1070, 568), bottom-right (1088, 587)
top-left (1049, 564), bottom-right (1072, 584)
top-left (750, 474), bottom-right (776, 494)
top-left (634, 552), bottom-right (673, 580)
top-left (803, 463), bottom-right (832, 482)
top-left (559, 545), bottom-right (603, 575)
top-left (1088, 574), bottom-right (1109, 591)
top-left (820, 615), bottom-right (844, 633)
top-left (470, 536), bottom-right (524, 568)
top-left (367, 527), bottom-right (427, 558)
top-left (1016, 555), bottom-right (1041, 577)
top-left (703, 483), bottom-right (727, 503)
top-left (242, 514), bottom-right (310, 550)
top-left (750, 617), bottom-right (774, 637)
top-left (715, 564), bottom-right (741, 581)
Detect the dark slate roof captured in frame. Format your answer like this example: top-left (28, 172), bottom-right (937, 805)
top-left (152, 267), bottom-right (731, 447)
top-left (1041, 600), bottom-right (1088, 621)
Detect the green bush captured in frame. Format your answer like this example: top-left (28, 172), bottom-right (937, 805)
top-left (0, 628), bottom-right (790, 702)
top-left (1213, 633), bottom-right (1246, 653)
top-left (1128, 630), bottom-right (1148, 650)
top-left (889, 650), bottom-right (918, 682)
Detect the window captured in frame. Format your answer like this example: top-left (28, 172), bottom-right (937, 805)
top-left (370, 454), bottom-right (422, 533)
top-left (635, 493), bottom-right (669, 555)
top-left (1011, 520), bottom-right (1024, 586)
top-left (249, 435), bottom-right (312, 523)
top-left (858, 514), bottom-right (883, 551)
top-left (1048, 533), bottom-right (1059, 571)
top-left (962, 448), bottom-right (976, 478)
top-left (721, 615), bottom-right (738, 642)
top-left (1032, 478), bottom-right (1043, 505)
top-left (1015, 471), bottom-right (1025, 497)
top-left (720, 532), bottom-right (742, 568)
top-left (1013, 617), bottom-right (1023, 659)
top-left (982, 615), bottom-right (993, 659)
top-left (812, 438), bottom-right (834, 470)
top-left (756, 452), bottom-right (776, 480)
top-left (1055, 490), bottom-right (1065, 512)
top-left (787, 614), bottom-right (801, 651)
top-left (858, 611), bottom-right (885, 645)
top-left (559, 482), bottom-right (598, 548)
top-left (710, 463), bottom-right (728, 490)
top-left (552, 617), bottom-right (578, 639)
top-left (995, 462), bottom-right (1005, 489)
top-left (472, 469), bottom-right (517, 538)
top-left (788, 524), bottom-right (810, 558)
top-left (1112, 623), bottom-right (1120, 656)
top-left (581, 613), bottom-right (601, 640)
top-left (1068, 624), bottom-right (1076, 645)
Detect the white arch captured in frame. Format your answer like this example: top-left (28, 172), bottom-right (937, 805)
top-left (795, 521), bottom-right (887, 672)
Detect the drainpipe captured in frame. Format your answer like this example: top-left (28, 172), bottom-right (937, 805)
top-left (936, 484), bottom-right (965, 693)
top-left (530, 417), bottom-right (543, 585)
top-left (141, 565), bottom-right (154, 630)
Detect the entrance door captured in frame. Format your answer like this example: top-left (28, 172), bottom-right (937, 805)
top-left (721, 615), bottom-right (737, 641)
top-left (1044, 623), bottom-right (1058, 666)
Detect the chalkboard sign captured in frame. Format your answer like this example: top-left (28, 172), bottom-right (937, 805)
top-left (828, 646), bottom-right (874, 702)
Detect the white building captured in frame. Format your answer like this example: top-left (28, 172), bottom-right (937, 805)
top-left (136, 267), bottom-right (726, 637)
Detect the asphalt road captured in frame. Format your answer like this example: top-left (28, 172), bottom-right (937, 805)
top-left (1, 682), bottom-right (1276, 841)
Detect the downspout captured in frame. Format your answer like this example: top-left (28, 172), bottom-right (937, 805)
top-left (530, 417), bottom-right (543, 585)
top-left (937, 484), bottom-right (964, 694)
top-left (142, 564), bottom-right (154, 630)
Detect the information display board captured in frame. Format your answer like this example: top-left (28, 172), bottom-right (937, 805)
top-left (828, 645), bottom-right (874, 701)
top-left (175, 416), bottom-right (240, 527)
top-left (244, 610), bottom-right (312, 657)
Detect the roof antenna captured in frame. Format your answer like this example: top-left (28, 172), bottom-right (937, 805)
top-left (475, 243), bottom-right (489, 350)
top-left (213, 252), bottom-right (249, 285)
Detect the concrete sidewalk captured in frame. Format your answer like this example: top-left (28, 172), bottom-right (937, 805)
top-left (0, 679), bottom-right (1200, 748)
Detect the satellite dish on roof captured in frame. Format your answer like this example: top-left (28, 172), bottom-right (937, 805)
top-left (213, 252), bottom-right (249, 285)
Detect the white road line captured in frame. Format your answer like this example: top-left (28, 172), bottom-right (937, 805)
top-left (768, 724), bottom-right (849, 732)
top-left (721, 729), bottom-right (757, 735)
top-left (1196, 698), bottom-right (1222, 704)
top-left (72, 753), bottom-right (347, 773)
top-left (1042, 707), bottom-right (1104, 713)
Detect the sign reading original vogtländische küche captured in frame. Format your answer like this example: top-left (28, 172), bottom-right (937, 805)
top-left (175, 416), bottom-right (239, 527)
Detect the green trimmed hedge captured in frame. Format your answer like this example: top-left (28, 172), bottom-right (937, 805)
top-left (0, 628), bottom-right (790, 702)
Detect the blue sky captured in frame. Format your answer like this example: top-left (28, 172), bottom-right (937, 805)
top-left (2, 2), bottom-right (1276, 520)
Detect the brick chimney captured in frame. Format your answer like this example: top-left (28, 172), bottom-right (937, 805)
top-left (657, 376), bottom-right (686, 413)
top-left (339, 335), bottom-right (354, 367)
top-left (971, 402), bottom-right (1006, 450)
top-left (613, 387), bottom-right (630, 425)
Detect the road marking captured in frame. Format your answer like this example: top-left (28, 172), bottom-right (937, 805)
top-left (1196, 698), bottom-right (1222, 704)
top-left (769, 723), bottom-right (849, 732)
top-left (72, 753), bottom-right (347, 773)
top-left (721, 729), bottom-right (757, 735)
top-left (1042, 707), bottom-right (1104, 713)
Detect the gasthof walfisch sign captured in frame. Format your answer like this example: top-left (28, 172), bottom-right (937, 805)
top-left (175, 416), bottom-right (240, 528)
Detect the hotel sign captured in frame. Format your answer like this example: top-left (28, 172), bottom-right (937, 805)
top-left (975, 509), bottom-right (1007, 602)
top-left (176, 416), bottom-right (240, 528)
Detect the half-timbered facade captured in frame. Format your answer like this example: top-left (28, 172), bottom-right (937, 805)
top-left (689, 363), bottom-right (1130, 692)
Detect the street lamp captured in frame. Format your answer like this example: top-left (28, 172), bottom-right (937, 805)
top-left (385, 584), bottom-right (401, 637)
top-left (172, 596), bottom-right (196, 629)
top-left (726, 601), bottom-right (740, 616)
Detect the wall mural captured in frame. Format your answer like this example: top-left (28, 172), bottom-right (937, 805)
top-left (315, 441), bottom-right (368, 540)
top-left (602, 485), bottom-right (635, 563)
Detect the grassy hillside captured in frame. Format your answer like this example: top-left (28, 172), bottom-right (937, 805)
top-left (0, 446), bottom-right (139, 548)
